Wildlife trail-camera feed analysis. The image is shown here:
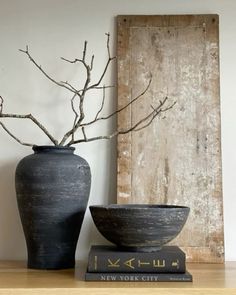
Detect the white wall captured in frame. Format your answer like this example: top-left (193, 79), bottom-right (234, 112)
top-left (0, 0), bottom-right (235, 262)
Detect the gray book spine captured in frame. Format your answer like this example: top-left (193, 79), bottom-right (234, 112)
top-left (88, 245), bottom-right (186, 273)
top-left (85, 271), bottom-right (193, 282)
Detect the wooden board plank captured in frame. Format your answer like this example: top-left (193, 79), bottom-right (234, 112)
top-left (117, 15), bottom-right (223, 263)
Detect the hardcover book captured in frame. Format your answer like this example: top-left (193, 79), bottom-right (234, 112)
top-left (87, 245), bottom-right (186, 273)
top-left (85, 271), bottom-right (192, 282)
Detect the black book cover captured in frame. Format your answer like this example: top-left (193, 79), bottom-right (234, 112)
top-left (87, 245), bottom-right (186, 273)
top-left (85, 271), bottom-right (192, 282)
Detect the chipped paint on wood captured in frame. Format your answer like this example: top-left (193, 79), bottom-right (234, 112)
top-left (117, 15), bottom-right (224, 263)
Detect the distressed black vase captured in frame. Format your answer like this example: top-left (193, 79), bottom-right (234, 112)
top-left (15, 145), bottom-right (91, 270)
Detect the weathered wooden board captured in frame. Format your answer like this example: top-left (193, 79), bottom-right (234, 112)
top-left (117, 15), bottom-right (224, 263)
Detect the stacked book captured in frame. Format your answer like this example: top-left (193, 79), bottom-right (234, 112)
top-left (85, 245), bottom-right (192, 282)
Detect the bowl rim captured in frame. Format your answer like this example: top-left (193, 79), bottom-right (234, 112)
top-left (89, 204), bottom-right (190, 210)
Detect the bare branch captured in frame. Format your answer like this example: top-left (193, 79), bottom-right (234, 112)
top-left (66, 133), bottom-right (117, 145)
top-left (90, 55), bottom-right (95, 70)
top-left (82, 126), bottom-right (87, 141)
top-left (61, 42), bottom-right (92, 127)
top-left (87, 57), bottom-right (116, 90)
top-left (101, 76), bottom-right (152, 120)
top-left (135, 100), bottom-right (176, 132)
top-left (74, 85), bottom-right (114, 93)
top-left (95, 86), bottom-right (106, 120)
top-left (160, 100), bottom-right (177, 112)
top-left (60, 81), bottom-right (81, 94)
top-left (87, 33), bottom-right (116, 90)
top-left (59, 33), bottom-right (116, 146)
top-left (134, 114), bottom-right (157, 132)
top-left (106, 33), bottom-right (111, 59)
top-left (0, 121), bottom-right (34, 147)
top-left (60, 60), bottom-right (114, 92)
top-left (70, 93), bottom-right (79, 142)
top-left (83, 41), bottom-right (87, 61)
top-left (60, 61), bottom-right (91, 145)
top-left (66, 97), bottom-right (175, 146)
top-left (92, 85), bottom-right (114, 90)
top-left (81, 76), bottom-right (152, 128)
top-left (61, 56), bottom-right (83, 64)
top-left (134, 106), bottom-right (161, 132)
top-left (0, 112), bottom-right (58, 145)
top-left (121, 102), bottom-right (163, 134)
top-left (19, 46), bottom-right (77, 94)
top-left (58, 77), bottom-right (152, 146)
top-left (0, 35), bottom-right (175, 149)
top-left (0, 96), bottom-right (3, 114)
top-left (77, 63), bottom-right (91, 125)
top-left (19, 47), bottom-right (85, 143)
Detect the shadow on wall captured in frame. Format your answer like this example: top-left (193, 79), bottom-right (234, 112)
top-left (76, 138), bottom-right (117, 261)
top-left (0, 162), bottom-right (26, 259)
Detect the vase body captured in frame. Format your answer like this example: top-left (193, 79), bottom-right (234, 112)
top-left (15, 145), bottom-right (91, 269)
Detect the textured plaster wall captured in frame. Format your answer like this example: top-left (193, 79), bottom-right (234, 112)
top-left (0, 0), bottom-right (235, 261)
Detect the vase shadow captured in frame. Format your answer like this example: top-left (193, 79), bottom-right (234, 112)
top-left (0, 162), bottom-right (26, 259)
top-left (76, 139), bottom-right (117, 261)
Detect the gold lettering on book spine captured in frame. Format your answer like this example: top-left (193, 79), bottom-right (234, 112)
top-left (153, 259), bottom-right (165, 267)
top-left (108, 259), bottom-right (120, 268)
top-left (171, 259), bottom-right (180, 268)
top-left (124, 258), bottom-right (135, 269)
top-left (138, 260), bottom-right (151, 267)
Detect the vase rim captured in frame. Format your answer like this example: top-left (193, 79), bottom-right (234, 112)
top-left (32, 145), bottom-right (75, 153)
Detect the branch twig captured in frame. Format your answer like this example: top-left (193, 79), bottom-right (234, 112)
top-left (0, 96), bottom-right (3, 114)
top-left (81, 76), bottom-right (152, 127)
top-left (66, 97), bottom-right (175, 146)
top-left (90, 55), bottom-right (95, 70)
top-left (0, 111), bottom-right (58, 145)
top-left (70, 93), bottom-right (79, 142)
top-left (19, 46), bottom-right (78, 95)
top-left (0, 121), bottom-right (34, 147)
top-left (1, 34), bottom-right (176, 148)
top-left (82, 126), bottom-right (87, 141)
top-left (87, 33), bottom-right (116, 91)
top-left (59, 33), bottom-right (116, 145)
top-left (135, 100), bottom-right (176, 131)
top-left (95, 86), bottom-right (106, 120)
top-left (59, 75), bottom-right (152, 145)
top-left (60, 80), bottom-right (81, 93)
top-left (82, 41), bottom-right (87, 61)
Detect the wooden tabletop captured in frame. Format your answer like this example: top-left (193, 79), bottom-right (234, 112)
top-left (0, 261), bottom-right (235, 294)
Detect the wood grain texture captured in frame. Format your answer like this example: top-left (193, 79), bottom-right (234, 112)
top-left (117, 15), bottom-right (223, 263)
top-left (0, 261), bottom-right (236, 294)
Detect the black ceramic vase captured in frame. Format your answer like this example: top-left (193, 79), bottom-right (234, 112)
top-left (15, 145), bottom-right (91, 270)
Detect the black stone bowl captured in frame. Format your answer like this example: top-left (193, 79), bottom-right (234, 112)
top-left (89, 204), bottom-right (190, 252)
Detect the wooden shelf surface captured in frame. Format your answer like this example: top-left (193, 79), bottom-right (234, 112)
top-left (0, 261), bottom-right (236, 294)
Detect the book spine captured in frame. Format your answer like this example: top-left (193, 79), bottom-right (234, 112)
top-left (85, 272), bottom-right (193, 282)
top-left (88, 251), bottom-right (185, 273)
